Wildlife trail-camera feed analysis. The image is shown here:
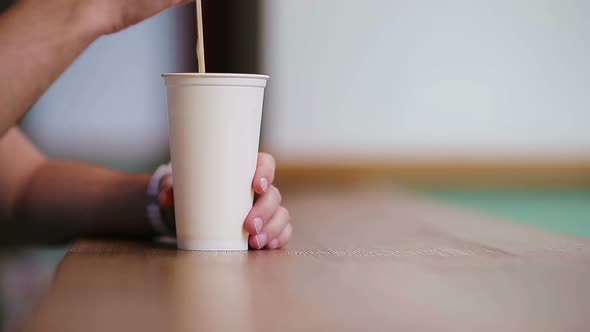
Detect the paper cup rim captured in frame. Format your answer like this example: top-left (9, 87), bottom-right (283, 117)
top-left (162, 73), bottom-right (269, 88)
top-left (162, 73), bottom-right (269, 79)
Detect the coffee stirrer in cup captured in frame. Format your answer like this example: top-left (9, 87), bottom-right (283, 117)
top-left (196, 0), bottom-right (206, 73)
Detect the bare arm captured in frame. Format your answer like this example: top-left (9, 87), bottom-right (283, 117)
top-left (0, 128), bottom-right (153, 244)
top-left (0, 128), bottom-right (293, 248)
top-left (0, 0), bottom-right (190, 136)
top-left (0, 1), bottom-right (99, 136)
top-left (0, 0), bottom-right (292, 247)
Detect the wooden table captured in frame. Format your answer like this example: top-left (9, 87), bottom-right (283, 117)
top-left (24, 185), bottom-right (590, 331)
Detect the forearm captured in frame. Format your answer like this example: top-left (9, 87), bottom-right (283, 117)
top-left (0, 1), bottom-right (102, 136)
top-left (12, 160), bottom-right (153, 244)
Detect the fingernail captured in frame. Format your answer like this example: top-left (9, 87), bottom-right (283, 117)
top-left (255, 233), bottom-right (268, 249)
top-left (268, 239), bottom-right (279, 249)
top-left (260, 178), bottom-right (269, 192)
top-left (253, 218), bottom-right (263, 234)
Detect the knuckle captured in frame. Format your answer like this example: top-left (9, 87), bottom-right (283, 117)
top-left (267, 154), bottom-right (276, 168)
top-left (279, 224), bottom-right (293, 246)
top-left (279, 206), bottom-right (289, 219)
top-left (272, 186), bottom-right (282, 204)
top-left (260, 152), bottom-right (276, 168)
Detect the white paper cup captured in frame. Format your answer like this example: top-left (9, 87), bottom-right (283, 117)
top-left (162, 73), bottom-right (269, 251)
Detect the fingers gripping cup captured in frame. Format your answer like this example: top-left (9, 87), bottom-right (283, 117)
top-left (162, 73), bottom-right (269, 251)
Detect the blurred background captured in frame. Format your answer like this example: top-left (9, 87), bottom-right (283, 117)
top-left (1, 0), bottom-right (590, 330)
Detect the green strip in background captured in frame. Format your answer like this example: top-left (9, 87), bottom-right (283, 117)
top-left (424, 190), bottom-right (590, 238)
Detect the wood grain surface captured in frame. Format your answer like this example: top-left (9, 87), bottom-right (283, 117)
top-left (24, 185), bottom-right (590, 331)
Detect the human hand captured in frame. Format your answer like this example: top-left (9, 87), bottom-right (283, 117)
top-left (158, 153), bottom-right (293, 250)
top-left (32, 0), bottom-right (193, 36)
top-left (17, 0), bottom-right (192, 36)
top-left (93, 0), bottom-right (193, 34)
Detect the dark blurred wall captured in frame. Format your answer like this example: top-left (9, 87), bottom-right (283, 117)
top-left (203, 0), bottom-right (260, 73)
top-left (0, 0), bottom-right (14, 12)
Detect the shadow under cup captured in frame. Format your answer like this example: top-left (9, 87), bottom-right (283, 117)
top-left (162, 73), bottom-right (269, 251)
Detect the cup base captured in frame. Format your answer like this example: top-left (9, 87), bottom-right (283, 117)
top-left (177, 239), bottom-right (249, 251)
